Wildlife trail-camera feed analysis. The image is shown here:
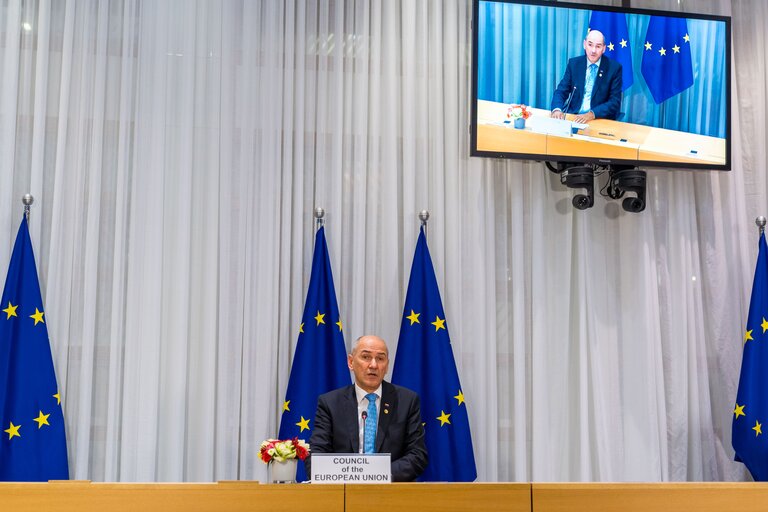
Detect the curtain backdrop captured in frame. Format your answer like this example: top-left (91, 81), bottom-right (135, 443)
top-left (0, 0), bottom-right (764, 482)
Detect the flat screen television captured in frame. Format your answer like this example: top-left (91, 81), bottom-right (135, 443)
top-left (470, 0), bottom-right (731, 170)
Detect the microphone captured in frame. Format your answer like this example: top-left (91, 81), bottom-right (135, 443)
top-left (563, 86), bottom-right (577, 115)
top-left (360, 410), bottom-right (367, 454)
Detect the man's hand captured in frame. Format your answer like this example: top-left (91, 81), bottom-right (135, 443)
top-left (573, 111), bottom-right (596, 123)
top-left (550, 110), bottom-right (566, 120)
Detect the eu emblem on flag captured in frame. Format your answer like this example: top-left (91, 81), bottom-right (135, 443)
top-left (589, 11), bottom-right (634, 91)
top-left (392, 227), bottom-right (477, 481)
top-left (641, 15), bottom-right (694, 103)
top-left (278, 226), bottom-right (350, 482)
top-left (733, 232), bottom-right (768, 481)
top-left (0, 217), bottom-right (69, 481)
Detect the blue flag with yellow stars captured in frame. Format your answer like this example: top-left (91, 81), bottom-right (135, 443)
top-left (278, 225), bottom-right (350, 482)
top-left (733, 232), bottom-right (768, 480)
top-left (392, 227), bottom-right (477, 481)
top-left (641, 15), bottom-right (694, 104)
top-left (589, 10), bottom-right (634, 91)
top-left (0, 216), bottom-right (69, 481)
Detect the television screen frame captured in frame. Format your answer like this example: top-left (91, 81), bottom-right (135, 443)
top-left (470, 0), bottom-right (732, 171)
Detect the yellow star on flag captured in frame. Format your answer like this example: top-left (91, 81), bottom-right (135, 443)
top-left (406, 310), bottom-right (420, 325)
top-left (672, 44), bottom-right (680, 54)
top-left (296, 416), bottom-right (310, 432)
top-left (683, 33), bottom-right (690, 43)
top-left (299, 322), bottom-right (304, 334)
top-left (734, 404), bottom-right (746, 419)
top-left (30, 308), bottom-right (45, 325)
top-left (620, 39), bottom-right (627, 48)
top-left (283, 400), bottom-right (290, 412)
top-left (431, 316), bottom-right (446, 332)
top-left (762, 318), bottom-right (768, 333)
top-left (454, 390), bottom-right (465, 406)
top-left (4, 422), bottom-right (21, 440)
top-left (644, 41), bottom-right (652, 51)
top-left (33, 411), bottom-right (50, 429)
top-left (607, 42), bottom-right (614, 51)
top-left (336, 319), bottom-right (343, 332)
top-left (314, 311), bottom-right (326, 326)
top-left (745, 329), bottom-right (754, 344)
top-left (54, 392), bottom-right (61, 405)
top-left (659, 47), bottom-right (666, 56)
top-left (2, 302), bottom-right (18, 319)
top-left (437, 410), bottom-right (451, 427)
top-left (753, 420), bottom-right (763, 437)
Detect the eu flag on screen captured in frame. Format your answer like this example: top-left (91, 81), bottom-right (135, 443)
top-left (0, 217), bottom-right (69, 481)
top-left (589, 11), bottom-right (634, 91)
top-left (733, 233), bottom-right (768, 481)
top-left (392, 227), bottom-right (476, 482)
top-left (278, 226), bottom-right (350, 482)
top-left (641, 16), bottom-right (694, 104)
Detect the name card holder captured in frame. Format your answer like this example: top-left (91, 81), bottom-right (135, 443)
top-left (311, 454), bottom-right (391, 484)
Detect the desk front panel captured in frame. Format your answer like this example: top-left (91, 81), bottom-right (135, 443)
top-left (0, 481), bottom-right (344, 512)
top-left (533, 483), bottom-right (768, 512)
top-left (346, 483), bottom-right (531, 512)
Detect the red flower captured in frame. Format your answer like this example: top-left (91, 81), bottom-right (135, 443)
top-left (293, 438), bottom-right (309, 461)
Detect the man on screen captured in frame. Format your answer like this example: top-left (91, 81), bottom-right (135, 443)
top-left (307, 335), bottom-right (428, 482)
top-left (551, 30), bottom-right (623, 123)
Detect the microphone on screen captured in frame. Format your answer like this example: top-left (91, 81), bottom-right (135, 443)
top-left (563, 85), bottom-right (577, 115)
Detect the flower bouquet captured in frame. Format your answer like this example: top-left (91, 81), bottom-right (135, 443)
top-left (506, 104), bottom-right (532, 129)
top-left (258, 438), bottom-right (310, 463)
top-left (259, 438), bottom-right (310, 483)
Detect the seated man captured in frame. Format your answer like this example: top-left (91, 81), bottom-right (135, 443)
top-left (551, 29), bottom-right (623, 123)
top-left (307, 335), bottom-right (428, 482)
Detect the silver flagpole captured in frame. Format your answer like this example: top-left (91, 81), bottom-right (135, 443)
top-left (758, 216), bottom-right (766, 237)
top-left (314, 207), bottom-right (325, 231)
top-left (23, 194), bottom-right (34, 222)
top-left (418, 209), bottom-right (430, 239)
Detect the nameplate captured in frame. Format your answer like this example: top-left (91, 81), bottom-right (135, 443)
top-left (528, 116), bottom-right (574, 137)
top-left (311, 454), bottom-right (391, 484)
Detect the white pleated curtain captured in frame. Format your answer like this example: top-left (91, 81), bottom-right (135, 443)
top-left (0, 0), bottom-right (763, 482)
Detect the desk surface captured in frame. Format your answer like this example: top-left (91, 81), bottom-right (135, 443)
top-left (476, 100), bottom-right (726, 166)
top-left (2, 481), bottom-right (767, 512)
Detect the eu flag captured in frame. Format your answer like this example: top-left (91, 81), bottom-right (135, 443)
top-left (733, 233), bottom-right (768, 480)
top-left (641, 15), bottom-right (694, 103)
top-left (392, 227), bottom-right (477, 481)
top-left (278, 226), bottom-right (350, 482)
top-left (589, 11), bottom-right (634, 91)
top-left (0, 217), bottom-right (69, 481)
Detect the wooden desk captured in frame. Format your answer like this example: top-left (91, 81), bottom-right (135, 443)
top-left (533, 483), bottom-right (768, 512)
top-left (476, 100), bottom-right (726, 166)
top-left (2, 481), bottom-right (766, 511)
top-left (0, 481), bottom-right (344, 512)
top-left (345, 483), bottom-right (531, 512)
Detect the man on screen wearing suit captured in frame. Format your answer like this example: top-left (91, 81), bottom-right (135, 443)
top-left (551, 29), bottom-right (623, 123)
top-left (307, 335), bottom-right (428, 482)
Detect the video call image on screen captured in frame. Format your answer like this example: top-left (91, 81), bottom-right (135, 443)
top-left (471, 0), bottom-right (731, 170)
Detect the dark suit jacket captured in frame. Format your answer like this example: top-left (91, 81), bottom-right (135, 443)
top-left (551, 55), bottom-right (623, 120)
top-left (306, 381), bottom-right (428, 482)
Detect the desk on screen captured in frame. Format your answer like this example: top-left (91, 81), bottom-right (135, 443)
top-left (476, 100), bottom-right (725, 166)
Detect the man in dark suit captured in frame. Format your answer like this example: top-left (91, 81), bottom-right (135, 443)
top-left (551, 30), bottom-right (623, 123)
top-left (307, 335), bottom-right (428, 482)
